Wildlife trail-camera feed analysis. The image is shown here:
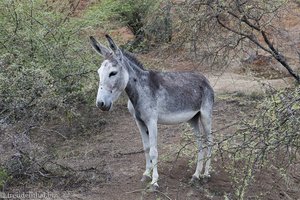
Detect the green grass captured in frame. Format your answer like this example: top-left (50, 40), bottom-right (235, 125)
top-left (0, 167), bottom-right (10, 190)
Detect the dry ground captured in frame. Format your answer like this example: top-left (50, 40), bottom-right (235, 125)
top-left (2, 56), bottom-right (299, 200)
top-left (1, 1), bottom-right (300, 199)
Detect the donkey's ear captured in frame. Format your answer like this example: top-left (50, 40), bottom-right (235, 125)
top-left (89, 36), bottom-right (111, 58)
top-left (105, 34), bottom-right (123, 59)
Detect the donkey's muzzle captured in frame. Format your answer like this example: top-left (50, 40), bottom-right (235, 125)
top-left (96, 101), bottom-right (111, 111)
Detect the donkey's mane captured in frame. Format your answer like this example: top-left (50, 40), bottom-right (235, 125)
top-left (122, 50), bottom-right (145, 70)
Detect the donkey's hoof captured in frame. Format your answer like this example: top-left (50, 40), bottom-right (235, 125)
top-left (190, 175), bottom-right (200, 184)
top-left (200, 174), bottom-right (211, 183)
top-left (141, 175), bottom-right (151, 182)
top-left (150, 183), bottom-right (159, 191)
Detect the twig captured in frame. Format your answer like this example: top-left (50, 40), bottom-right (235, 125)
top-left (125, 188), bottom-right (172, 200)
top-left (125, 189), bottom-right (146, 194)
top-left (156, 190), bottom-right (173, 200)
top-left (117, 149), bottom-right (144, 156)
top-left (212, 121), bottom-right (239, 134)
top-left (39, 127), bottom-right (67, 139)
top-left (62, 70), bottom-right (95, 80)
top-left (280, 191), bottom-right (293, 200)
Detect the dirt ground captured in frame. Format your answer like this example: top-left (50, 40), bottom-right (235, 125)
top-left (1, 1), bottom-right (300, 198)
top-left (2, 55), bottom-right (299, 200)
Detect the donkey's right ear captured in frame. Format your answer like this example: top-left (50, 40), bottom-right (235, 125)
top-left (89, 36), bottom-right (111, 58)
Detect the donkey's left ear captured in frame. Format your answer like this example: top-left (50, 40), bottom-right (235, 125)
top-left (105, 34), bottom-right (123, 60)
top-left (89, 36), bottom-right (111, 58)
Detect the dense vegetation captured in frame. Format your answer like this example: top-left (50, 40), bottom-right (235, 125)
top-left (0, 0), bottom-right (98, 124)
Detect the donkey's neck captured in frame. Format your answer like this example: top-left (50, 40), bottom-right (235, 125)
top-left (124, 58), bottom-right (149, 107)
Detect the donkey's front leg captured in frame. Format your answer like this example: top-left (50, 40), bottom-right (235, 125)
top-left (146, 119), bottom-right (159, 189)
top-left (128, 101), bottom-right (152, 181)
top-left (135, 119), bottom-right (152, 181)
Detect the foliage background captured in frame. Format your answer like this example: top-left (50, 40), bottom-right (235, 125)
top-left (0, 0), bottom-right (299, 199)
top-left (0, 0), bottom-right (99, 124)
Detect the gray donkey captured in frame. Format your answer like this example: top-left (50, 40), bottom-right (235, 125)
top-left (90, 35), bottom-right (214, 190)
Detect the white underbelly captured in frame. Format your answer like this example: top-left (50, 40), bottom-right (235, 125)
top-left (157, 111), bottom-right (198, 125)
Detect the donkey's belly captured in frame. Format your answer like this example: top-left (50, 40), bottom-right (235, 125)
top-left (157, 111), bottom-right (198, 125)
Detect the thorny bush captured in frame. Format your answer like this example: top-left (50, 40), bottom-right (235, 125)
top-left (0, 0), bottom-right (97, 124)
top-left (217, 86), bottom-right (300, 199)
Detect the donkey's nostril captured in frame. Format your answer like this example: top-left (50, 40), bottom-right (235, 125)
top-left (97, 101), bottom-right (105, 108)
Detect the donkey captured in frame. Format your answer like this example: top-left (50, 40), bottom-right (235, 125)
top-left (90, 35), bottom-right (214, 189)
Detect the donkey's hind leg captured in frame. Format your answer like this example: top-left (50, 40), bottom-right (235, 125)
top-left (188, 112), bottom-right (204, 181)
top-left (200, 103), bottom-right (213, 178)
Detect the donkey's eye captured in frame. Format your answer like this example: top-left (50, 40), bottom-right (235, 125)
top-left (109, 71), bottom-right (118, 77)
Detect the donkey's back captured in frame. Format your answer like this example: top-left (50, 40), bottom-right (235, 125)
top-left (148, 71), bottom-right (214, 125)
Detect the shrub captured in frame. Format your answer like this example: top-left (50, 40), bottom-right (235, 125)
top-left (84, 0), bottom-right (153, 35)
top-left (221, 86), bottom-right (300, 199)
top-left (0, 167), bottom-right (9, 190)
top-left (0, 0), bottom-right (97, 124)
top-left (83, 0), bottom-right (172, 51)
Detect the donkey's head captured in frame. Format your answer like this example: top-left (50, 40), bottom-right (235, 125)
top-left (90, 35), bottom-right (129, 111)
